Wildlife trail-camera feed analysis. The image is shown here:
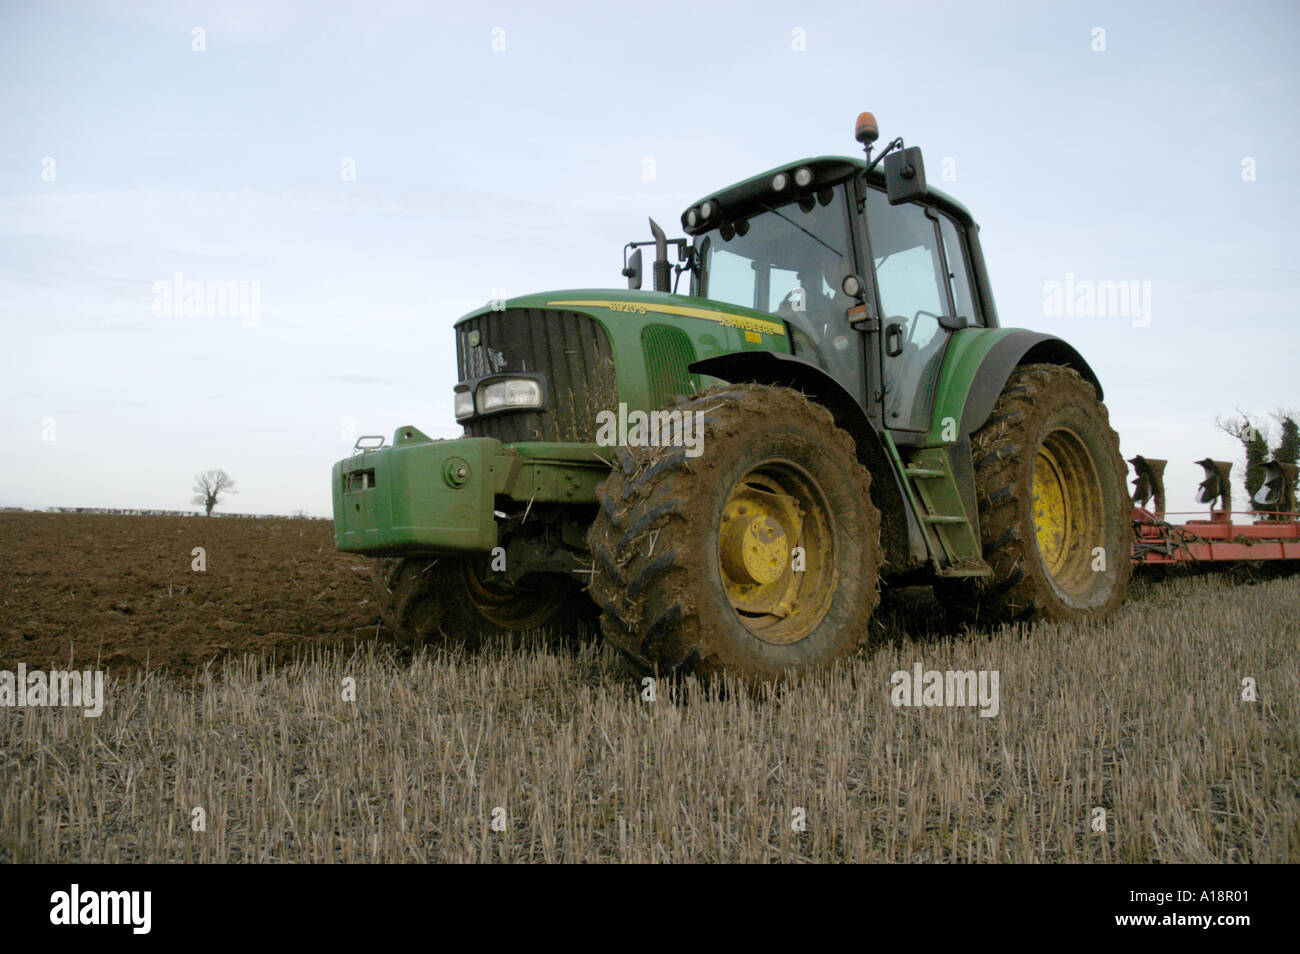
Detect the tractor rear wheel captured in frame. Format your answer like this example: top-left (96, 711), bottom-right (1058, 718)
top-left (939, 363), bottom-right (1131, 624)
top-left (372, 556), bottom-right (588, 647)
top-left (586, 385), bottom-right (881, 682)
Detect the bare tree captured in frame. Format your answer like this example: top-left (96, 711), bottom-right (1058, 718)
top-left (1213, 408), bottom-right (1266, 444)
top-left (192, 469), bottom-right (238, 516)
top-left (1214, 409), bottom-right (1300, 508)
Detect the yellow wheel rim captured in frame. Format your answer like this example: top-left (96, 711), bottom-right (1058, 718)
top-left (1033, 446), bottom-right (1072, 576)
top-left (1032, 428), bottom-right (1105, 596)
top-left (717, 461), bottom-right (836, 645)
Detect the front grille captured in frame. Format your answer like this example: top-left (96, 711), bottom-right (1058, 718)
top-left (456, 308), bottom-right (617, 443)
top-left (641, 324), bottom-right (699, 409)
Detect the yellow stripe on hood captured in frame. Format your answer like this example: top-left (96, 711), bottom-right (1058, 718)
top-left (546, 299), bottom-right (786, 337)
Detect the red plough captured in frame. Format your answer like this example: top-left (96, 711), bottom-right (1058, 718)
top-left (1129, 456), bottom-right (1300, 567)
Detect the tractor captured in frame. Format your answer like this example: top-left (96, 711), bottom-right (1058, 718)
top-left (332, 112), bottom-right (1132, 681)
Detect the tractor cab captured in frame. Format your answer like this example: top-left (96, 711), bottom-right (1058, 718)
top-left (669, 126), bottom-right (996, 440)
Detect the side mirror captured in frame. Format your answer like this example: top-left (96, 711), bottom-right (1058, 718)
top-left (622, 247), bottom-right (643, 290)
top-left (884, 146), bottom-right (927, 205)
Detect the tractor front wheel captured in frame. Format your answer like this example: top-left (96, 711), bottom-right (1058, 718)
top-left (372, 556), bottom-right (588, 647)
top-left (587, 385), bottom-right (881, 682)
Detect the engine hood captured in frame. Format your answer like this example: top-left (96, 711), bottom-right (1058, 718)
top-left (454, 288), bottom-right (787, 340)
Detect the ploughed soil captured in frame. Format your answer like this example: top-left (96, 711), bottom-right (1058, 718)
top-left (0, 512), bottom-right (378, 672)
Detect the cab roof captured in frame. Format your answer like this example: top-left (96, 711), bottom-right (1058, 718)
top-left (680, 155), bottom-right (975, 236)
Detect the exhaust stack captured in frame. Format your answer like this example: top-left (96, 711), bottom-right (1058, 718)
top-left (648, 218), bottom-right (671, 293)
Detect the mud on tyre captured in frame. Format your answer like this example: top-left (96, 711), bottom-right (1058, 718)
top-left (372, 556), bottom-right (589, 647)
top-left (586, 384), bottom-right (882, 682)
top-left (939, 363), bottom-right (1131, 624)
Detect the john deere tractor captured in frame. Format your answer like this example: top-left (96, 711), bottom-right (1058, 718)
top-left (332, 113), bottom-right (1131, 681)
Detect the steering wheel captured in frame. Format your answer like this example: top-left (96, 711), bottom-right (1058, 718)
top-left (884, 309), bottom-right (940, 360)
top-left (776, 290), bottom-right (829, 343)
top-left (907, 310), bottom-right (942, 348)
top-left (776, 288), bottom-right (807, 315)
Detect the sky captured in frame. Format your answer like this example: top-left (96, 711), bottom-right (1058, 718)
top-left (1, 0), bottom-right (1297, 516)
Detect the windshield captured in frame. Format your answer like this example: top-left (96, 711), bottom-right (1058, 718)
top-left (691, 181), bottom-right (862, 397)
top-left (692, 182), bottom-right (855, 321)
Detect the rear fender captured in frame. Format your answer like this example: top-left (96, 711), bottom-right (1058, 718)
top-left (931, 329), bottom-right (1103, 441)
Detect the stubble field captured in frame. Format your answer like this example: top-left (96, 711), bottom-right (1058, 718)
top-left (1, 511), bottom-right (1296, 862)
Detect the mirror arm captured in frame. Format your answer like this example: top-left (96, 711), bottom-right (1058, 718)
top-left (673, 246), bottom-right (698, 294)
top-left (864, 137), bottom-right (904, 175)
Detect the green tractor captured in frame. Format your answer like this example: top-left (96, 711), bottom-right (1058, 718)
top-left (332, 112), bottom-right (1132, 681)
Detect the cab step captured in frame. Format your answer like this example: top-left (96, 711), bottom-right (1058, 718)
top-left (889, 441), bottom-right (993, 580)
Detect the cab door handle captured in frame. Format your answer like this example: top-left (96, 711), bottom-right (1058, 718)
top-left (885, 322), bottom-right (904, 357)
